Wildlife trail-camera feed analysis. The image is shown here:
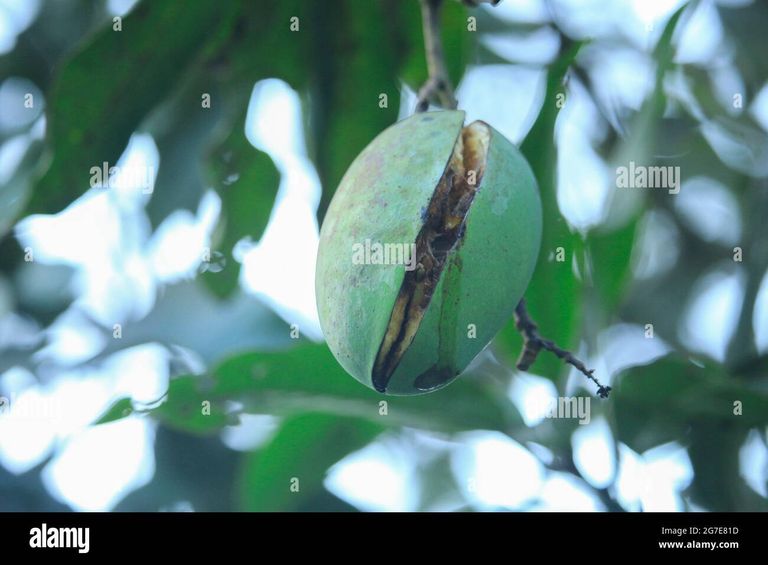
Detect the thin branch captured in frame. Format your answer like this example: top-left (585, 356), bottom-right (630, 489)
top-left (514, 299), bottom-right (611, 399)
top-left (456, 0), bottom-right (501, 5)
top-left (416, 0), bottom-right (458, 112)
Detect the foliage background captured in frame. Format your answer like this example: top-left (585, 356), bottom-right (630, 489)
top-left (0, 0), bottom-right (767, 511)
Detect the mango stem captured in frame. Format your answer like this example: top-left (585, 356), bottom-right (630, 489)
top-left (514, 299), bottom-right (611, 399)
top-left (416, 0), bottom-right (458, 112)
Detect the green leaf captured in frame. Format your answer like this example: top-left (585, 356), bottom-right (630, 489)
top-left (585, 216), bottom-right (639, 320)
top-left (494, 40), bottom-right (585, 380)
top-left (147, 343), bottom-right (520, 435)
top-left (308, 0), bottom-right (404, 221)
top-left (158, 376), bottom-right (233, 433)
top-left (0, 139), bottom-right (43, 238)
top-left (719, 1), bottom-right (768, 90)
top-left (23, 0), bottom-right (239, 217)
top-left (94, 397), bottom-right (135, 425)
top-left (212, 0), bottom-right (310, 90)
top-left (0, 0), bottom-right (108, 96)
top-left (612, 355), bottom-right (768, 453)
top-left (611, 3), bottom-right (687, 172)
top-left (238, 413), bottom-right (382, 511)
top-left (142, 77), bottom-right (226, 228)
top-left (588, 4), bottom-right (690, 347)
top-left (133, 0), bottom-right (308, 295)
top-left (201, 112), bottom-right (280, 298)
top-left (687, 422), bottom-right (767, 511)
top-left (497, 7), bottom-right (689, 379)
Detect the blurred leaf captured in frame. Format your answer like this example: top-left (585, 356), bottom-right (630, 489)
top-left (605, 3), bottom-right (688, 219)
top-left (0, 0), bottom-right (107, 94)
top-left (292, 490), bottom-right (359, 512)
top-left (157, 375), bottom-right (232, 433)
top-left (146, 343), bottom-right (520, 435)
top-left (82, 281), bottom-right (291, 372)
top-left (22, 0), bottom-right (239, 218)
top-left (585, 217), bottom-right (638, 319)
top-left (94, 397), bottom-right (134, 425)
top-left (308, 0), bottom-right (404, 221)
top-left (470, 7), bottom-right (545, 36)
top-left (10, 262), bottom-right (74, 328)
top-left (0, 346), bottom-right (37, 376)
top-left (238, 413), bottom-right (382, 511)
top-left (725, 185), bottom-right (768, 370)
top-left (0, 462), bottom-right (69, 511)
top-left (127, 0), bottom-right (310, 297)
top-left (700, 117), bottom-right (768, 178)
top-left (613, 355), bottom-right (768, 452)
top-left (687, 422), bottom-right (767, 511)
top-left (732, 354), bottom-right (768, 380)
top-left (494, 39), bottom-right (585, 380)
top-left (115, 426), bottom-right (240, 511)
top-left (623, 173), bottom-right (766, 365)
top-left (0, 260), bottom-right (75, 345)
top-left (141, 78), bottom-right (225, 228)
top-left (201, 112), bottom-right (280, 298)
top-left (506, 6), bottom-right (688, 379)
top-left (127, 0), bottom-right (312, 296)
top-left (620, 236), bottom-right (715, 357)
top-left (213, 0), bottom-right (309, 90)
top-left (718, 1), bottom-right (768, 90)
top-left (655, 4), bottom-right (687, 78)
top-left (0, 139), bottom-right (43, 238)
top-left (151, 0), bottom-right (310, 297)
top-left (416, 452), bottom-right (465, 511)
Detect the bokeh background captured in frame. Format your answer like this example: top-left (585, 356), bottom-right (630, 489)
top-left (1, 0), bottom-right (767, 511)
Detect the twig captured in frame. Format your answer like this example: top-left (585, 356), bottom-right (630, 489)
top-left (416, 0), bottom-right (458, 112)
top-left (514, 299), bottom-right (611, 398)
top-left (457, 0), bottom-right (502, 5)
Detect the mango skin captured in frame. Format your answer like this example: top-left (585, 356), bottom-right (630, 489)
top-left (315, 110), bottom-right (542, 395)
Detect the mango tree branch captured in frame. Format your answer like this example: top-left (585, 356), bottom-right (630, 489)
top-left (514, 299), bottom-right (611, 398)
top-left (416, 0), bottom-right (458, 112)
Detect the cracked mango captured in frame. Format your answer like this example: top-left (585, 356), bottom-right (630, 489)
top-left (316, 110), bottom-right (542, 395)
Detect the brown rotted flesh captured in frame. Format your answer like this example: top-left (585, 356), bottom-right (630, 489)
top-left (372, 121), bottom-right (491, 392)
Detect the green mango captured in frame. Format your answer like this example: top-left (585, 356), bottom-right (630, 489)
top-left (316, 110), bottom-right (542, 395)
